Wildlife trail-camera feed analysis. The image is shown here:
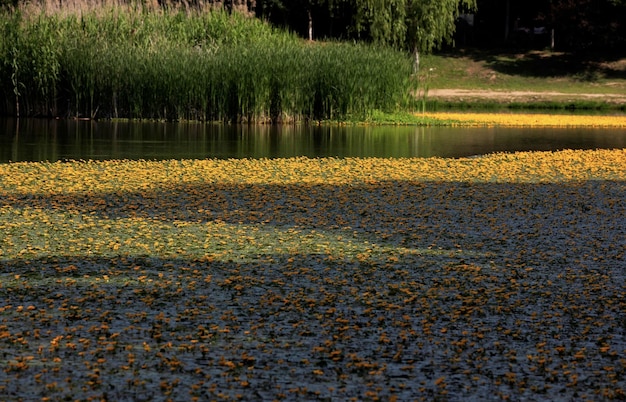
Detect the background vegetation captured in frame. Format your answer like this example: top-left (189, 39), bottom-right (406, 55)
top-left (2, 0), bottom-right (625, 120)
top-left (0, 4), bottom-right (414, 121)
top-left (251, 0), bottom-right (626, 52)
top-left (8, 0), bottom-right (617, 53)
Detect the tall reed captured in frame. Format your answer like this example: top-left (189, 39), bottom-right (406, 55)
top-left (0, 5), bottom-right (414, 121)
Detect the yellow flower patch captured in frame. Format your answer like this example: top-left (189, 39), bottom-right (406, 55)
top-left (1, 149), bottom-right (624, 195)
top-left (420, 112), bottom-right (626, 127)
top-left (0, 150), bottom-right (625, 400)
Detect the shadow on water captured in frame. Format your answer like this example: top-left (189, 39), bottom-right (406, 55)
top-left (1, 166), bottom-right (624, 399)
top-left (3, 178), bottom-right (624, 261)
top-left (1, 118), bottom-right (626, 162)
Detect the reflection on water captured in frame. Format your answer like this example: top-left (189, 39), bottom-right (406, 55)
top-left (1, 118), bottom-right (625, 162)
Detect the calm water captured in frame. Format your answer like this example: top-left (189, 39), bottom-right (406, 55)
top-left (1, 118), bottom-right (625, 162)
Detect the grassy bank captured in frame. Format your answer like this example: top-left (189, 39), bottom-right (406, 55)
top-left (0, 4), bottom-right (413, 122)
top-left (1, 150), bottom-right (625, 400)
top-left (420, 49), bottom-right (626, 112)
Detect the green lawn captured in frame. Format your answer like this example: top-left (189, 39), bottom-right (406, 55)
top-left (421, 49), bottom-right (626, 94)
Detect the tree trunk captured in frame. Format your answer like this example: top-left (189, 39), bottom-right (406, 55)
top-left (413, 47), bottom-right (420, 75)
top-left (308, 9), bottom-right (313, 41)
top-left (504, 0), bottom-right (510, 41)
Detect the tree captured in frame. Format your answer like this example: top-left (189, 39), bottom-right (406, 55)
top-left (350, 0), bottom-right (477, 72)
top-left (256, 0), bottom-right (477, 54)
top-left (255, 0), bottom-right (479, 72)
top-left (407, 0), bottom-right (476, 71)
top-left (473, 0), bottom-right (626, 51)
top-left (549, 0), bottom-right (626, 51)
top-left (255, 0), bottom-right (315, 39)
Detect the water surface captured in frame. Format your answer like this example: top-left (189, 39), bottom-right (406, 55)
top-left (1, 118), bottom-right (625, 162)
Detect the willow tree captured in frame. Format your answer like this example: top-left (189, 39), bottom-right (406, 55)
top-left (256, 0), bottom-right (477, 70)
top-left (353, 0), bottom-right (477, 72)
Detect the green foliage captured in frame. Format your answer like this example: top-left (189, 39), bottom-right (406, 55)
top-left (1, 12), bottom-right (21, 115)
top-left (362, 109), bottom-right (452, 125)
top-left (257, 0), bottom-right (477, 53)
top-left (0, 6), bottom-right (413, 121)
top-left (352, 0), bottom-right (408, 47)
top-left (405, 0), bottom-right (477, 53)
top-left (550, 0), bottom-right (626, 51)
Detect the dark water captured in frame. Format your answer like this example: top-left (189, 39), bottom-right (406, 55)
top-left (1, 118), bottom-right (625, 162)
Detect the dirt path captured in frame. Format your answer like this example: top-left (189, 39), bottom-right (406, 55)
top-left (428, 89), bottom-right (626, 104)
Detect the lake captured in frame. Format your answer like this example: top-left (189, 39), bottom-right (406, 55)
top-left (1, 117), bottom-right (625, 162)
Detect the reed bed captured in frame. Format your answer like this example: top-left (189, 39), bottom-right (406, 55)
top-left (0, 5), bottom-right (413, 121)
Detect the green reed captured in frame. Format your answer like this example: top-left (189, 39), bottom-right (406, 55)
top-left (0, 6), bottom-right (413, 121)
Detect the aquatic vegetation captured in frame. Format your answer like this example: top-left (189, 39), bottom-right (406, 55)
top-left (0, 5), bottom-right (412, 121)
top-left (421, 112), bottom-right (626, 127)
top-left (0, 150), bottom-right (625, 400)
